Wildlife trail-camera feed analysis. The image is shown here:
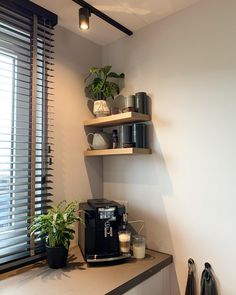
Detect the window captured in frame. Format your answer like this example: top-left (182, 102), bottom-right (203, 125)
top-left (0, 0), bottom-right (57, 273)
top-left (0, 51), bottom-right (16, 229)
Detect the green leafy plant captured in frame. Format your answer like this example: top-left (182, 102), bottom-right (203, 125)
top-left (84, 65), bottom-right (125, 100)
top-left (30, 201), bottom-right (82, 249)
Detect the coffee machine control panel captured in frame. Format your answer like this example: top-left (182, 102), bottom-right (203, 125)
top-left (98, 207), bottom-right (116, 220)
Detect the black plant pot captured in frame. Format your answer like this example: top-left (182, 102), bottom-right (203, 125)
top-left (46, 245), bottom-right (68, 269)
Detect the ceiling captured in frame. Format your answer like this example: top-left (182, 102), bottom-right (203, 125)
top-left (32, 0), bottom-right (200, 46)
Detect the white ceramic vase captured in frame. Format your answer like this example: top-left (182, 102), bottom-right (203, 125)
top-left (93, 100), bottom-right (110, 117)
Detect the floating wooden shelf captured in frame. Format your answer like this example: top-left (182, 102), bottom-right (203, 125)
top-left (84, 148), bottom-right (152, 157)
top-left (83, 112), bottom-right (151, 128)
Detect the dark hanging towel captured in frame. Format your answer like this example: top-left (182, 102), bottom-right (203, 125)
top-left (185, 258), bottom-right (196, 295)
top-left (200, 263), bottom-right (218, 295)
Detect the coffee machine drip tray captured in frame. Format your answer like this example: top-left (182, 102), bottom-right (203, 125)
top-left (87, 253), bottom-right (131, 263)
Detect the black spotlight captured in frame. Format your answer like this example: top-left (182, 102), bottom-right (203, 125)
top-left (79, 7), bottom-right (90, 30)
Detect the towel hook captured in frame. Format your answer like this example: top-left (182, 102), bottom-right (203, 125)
top-left (205, 262), bottom-right (211, 269)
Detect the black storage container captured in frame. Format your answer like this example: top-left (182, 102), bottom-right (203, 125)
top-left (134, 92), bottom-right (148, 114)
top-left (132, 123), bottom-right (147, 148)
top-left (120, 124), bottom-right (133, 148)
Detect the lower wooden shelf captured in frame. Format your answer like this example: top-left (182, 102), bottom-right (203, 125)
top-left (84, 148), bottom-right (152, 157)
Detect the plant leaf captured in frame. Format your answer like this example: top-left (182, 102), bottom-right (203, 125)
top-left (84, 72), bottom-right (92, 83)
top-left (103, 83), bottom-right (112, 98)
top-left (85, 84), bottom-right (96, 99)
top-left (101, 65), bottom-right (112, 76)
top-left (89, 67), bottom-right (99, 74)
top-left (92, 77), bottom-right (104, 95)
top-left (109, 81), bottom-right (120, 95)
top-left (107, 72), bottom-right (125, 79)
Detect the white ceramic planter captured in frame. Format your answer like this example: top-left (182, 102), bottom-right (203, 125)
top-left (93, 100), bottom-right (110, 117)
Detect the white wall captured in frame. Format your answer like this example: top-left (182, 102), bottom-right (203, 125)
top-left (102, 0), bottom-right (236, 294)
top-left (53, 26), bottom-right (103, 244)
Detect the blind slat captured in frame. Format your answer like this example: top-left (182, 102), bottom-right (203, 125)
top-left (0, 237), bottom-right (46, 250)
top-left (0, 58), bottom-right (54, 75)
top-left (0, 222), bottom-right (29, 234)
top-left (0, 133), bottom-right (53, 139)
top-left (0, 237), bottom-right (31, 249)
top-left (0, 57), bottom-right (54, 71)
top-left (0, 205), bottom-right (51, 219)
top-left (0, 193), bottom-right (53, 205)
top-left (0, 209), bottom-right (51, 226)
top-left (0, 28), bottom-right (54, 49)
top-left (0, 199), bottom-right (52, 211)
top-left (0, 73), bottom-right (54, 87)
top-left (0, 9), bottom-right (32, 29)
top-left (0, 154), bottom-right (53, 159)
top-left (0, 183), bottom-right (51, 189)
top-left (0, 173), bottom-right (52, 180)
top-left (0, 68), bottom-right (54, 81)
top-left (0, 242), bottom-right (45, 260)
top-left (0, 229), bottom-right (28, 240)
top-left (0, 186), bottom-right (52, 196)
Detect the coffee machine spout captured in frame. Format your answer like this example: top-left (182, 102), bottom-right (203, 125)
top-left (122, 213), bottom-right (128, 229)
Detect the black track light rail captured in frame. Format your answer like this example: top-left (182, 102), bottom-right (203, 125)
top-left (72, 0), bottom-right (133, 36)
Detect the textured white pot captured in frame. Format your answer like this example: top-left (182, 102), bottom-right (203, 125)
top-left (93, 100), bottom-right (110, 117)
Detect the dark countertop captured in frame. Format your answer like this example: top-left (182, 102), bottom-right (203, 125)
top-left (0, 247), bottom-right (172, 295)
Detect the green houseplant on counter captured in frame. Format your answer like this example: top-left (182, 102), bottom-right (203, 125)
top-left (84, 65), bottom-right (124, 117)
top-left (30, 201), bottom-right (82, 269)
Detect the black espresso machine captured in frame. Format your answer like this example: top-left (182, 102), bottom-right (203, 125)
top-left (78, 199), bottom-right (129, 263)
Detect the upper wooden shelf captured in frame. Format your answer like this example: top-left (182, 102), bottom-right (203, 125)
top-left (83, 112), bottom-right (151, 127)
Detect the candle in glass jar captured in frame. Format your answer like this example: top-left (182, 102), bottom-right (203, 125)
top-left (132, 235), bottom-right (145, 259)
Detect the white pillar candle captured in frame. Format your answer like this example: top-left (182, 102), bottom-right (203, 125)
top-left (133, 244), bottom-right (145, 259)
top-left (132, 235), bottom-right (145, 259)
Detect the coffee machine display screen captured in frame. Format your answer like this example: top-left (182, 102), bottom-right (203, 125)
top-left (98, 207), bottom-right (116, 220)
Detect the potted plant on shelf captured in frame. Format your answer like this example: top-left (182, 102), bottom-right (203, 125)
top-left (84, 65), bottom-right (124, 117)
top-left (30, 201), bottom-right (82, 269)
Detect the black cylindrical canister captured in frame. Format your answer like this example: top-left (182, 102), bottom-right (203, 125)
top-left (120, 125), bottom-right (133, 148)
top-left (132, 123), bottom-right (147, 148)
top-left (134, 92), bottom-right (148, 114)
